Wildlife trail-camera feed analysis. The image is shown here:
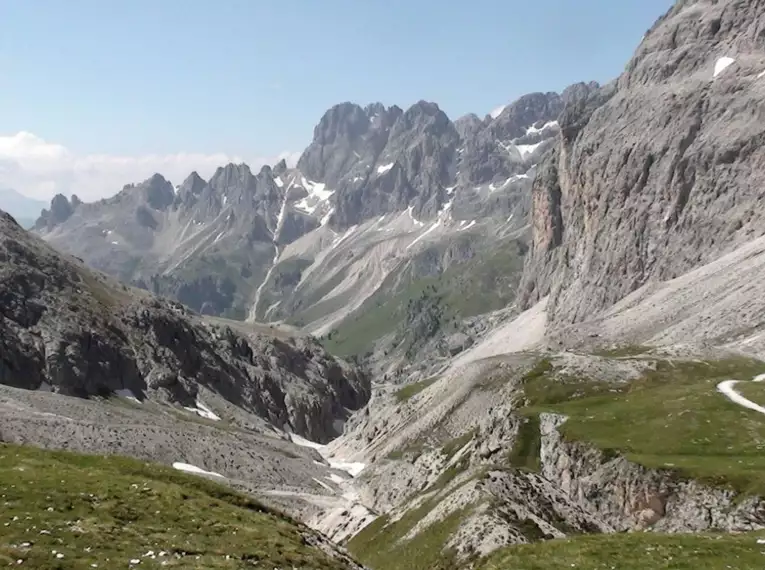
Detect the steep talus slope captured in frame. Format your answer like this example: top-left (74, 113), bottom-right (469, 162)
top-left (521, 0), bottom-right (765, 325)
top-left (0, 210), bottom-right (369, 443)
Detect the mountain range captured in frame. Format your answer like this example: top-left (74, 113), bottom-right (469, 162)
top-left (4, 0), bottom-right (765, 568)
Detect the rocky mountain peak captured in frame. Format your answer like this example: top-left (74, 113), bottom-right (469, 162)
top-left (140, 173), bottom-right (175, 211)
top-left (488, 91), bottom-right (562, 139)
top-left (175, 171), bottom-right (208, 208)
top-left (454, 113), bottom-right (485, 140)
top-left (34, 193), bottom-right (79, 231)
top-left (394, 100), bottom-right (451, 133)
top-left (273, 159), bottom-right (288, 176)
top-left (210, 163), bottom-right (256, 191)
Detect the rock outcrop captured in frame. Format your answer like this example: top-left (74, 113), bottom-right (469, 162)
top-left (0, 211), bottom-right (369, 442)
top-left (539, 413), bottom-right (765, 532)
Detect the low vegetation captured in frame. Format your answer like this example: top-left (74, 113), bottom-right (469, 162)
top-left (0, 444), bottom-right (357, 569)
top-left (347, 507), bottom-right (467, 570)
top-left (592, 344), bottom-right (652, 358)
top-left (478, 530), bottom-right (765, 570)
top-left (522, 356), bottom-right (765, 496)
top-left (394, 376), bottom-right (439, 403)
top-left (320, 238), bottom-right (525, 358)
top-left (507, 415), bottom-right (541, 472)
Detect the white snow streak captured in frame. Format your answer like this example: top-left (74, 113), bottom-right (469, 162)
top-left (332, 225), bottom-right (358, 249)
top-left (313, 478), bottom-right (335, 492)
top-left (717, 373), bottom-right (765, 415)
top-left (407, 205), bottom-right (424, 227)
top-left (321, 208), bottom-right (335, 226)
top-left (172, 463), bottom-right (225, 479)
top-left (289, 434), bottom-right (366, 478)
top-left (459, 220), bottom-right (477, 231)
top-left (274, 176), bottom-right (284, 187)
top-left (525, 120), bottom-right (559, 135)
top-left (515, 142), bottom-right (544, 158)
top-left (184, 401), bottom-right (221, 421)
top-left (713, 56), bottom-right (736, 78)
top-left (115, 389), bottom-right (141, 403)
top-left (757, 70), bottom-right (765, 79)
top-left (376, 162), bottom-right (394, 174)
top-left (407, 221), bottom-right (440, 250)
top-left (490, 104), bottom-right (507, 119)
top-left (250, 192), bottom-right (289, 319)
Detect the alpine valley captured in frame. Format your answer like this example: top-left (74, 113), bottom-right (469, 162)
top-left (3, 0), bottom-right (765, 568)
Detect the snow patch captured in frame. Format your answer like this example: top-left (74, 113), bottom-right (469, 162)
top-left (459, 220), bottom-right (477, 232)
top-left (321, 208), bottom-right (335, 226)
top-left (274, 176), bottom-right (284, 188)
top-left (713, 56), bottom-right (736, 78)
top-left (407, 221), bottom-right (440, 250)
top-left (289, 434), bottom-right (366, 477)
top-left (525, 120), bottom-right (559, 135)
top-left (172, 463), bottom-right (225, 479)
top-left (332, 225), bottom-right (358, 249)
top-left (114, 389), bottom-right (141, 403)
top-left (295, 177), bottom-right (334, 214)
top-left (313, 478), bottom-right (335, 492)
top-left (490, 104), bottom-right (507, 119)
top-left (183, 400), bottom-right (221, 421)
top-left (111, 241), bottom-right (119, 245)
top-left (515, 142), bottom-right (544, 158)
top-left (757, 70), bottom-right (765, 79)
top-left (407, 205), bottom-right (424, 227)
top-left (327, 473), bottom-right (346, 484)
top-left (376, 162), bottom-right (394, 174)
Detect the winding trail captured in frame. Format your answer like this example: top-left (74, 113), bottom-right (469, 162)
top-left (716, 373), bottom-right (765, 415)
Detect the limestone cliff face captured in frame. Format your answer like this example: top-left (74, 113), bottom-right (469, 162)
top-left (521, 0), bottom-right (765, 324)
top-left (539, 413), bottom-right (765, 532)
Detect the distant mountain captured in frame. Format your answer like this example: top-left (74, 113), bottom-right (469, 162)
top-left (32, 90), bottom-right (571, 345)
top-left (0, 188), bottom-right (47, 227)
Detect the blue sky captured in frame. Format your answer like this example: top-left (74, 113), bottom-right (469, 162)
top-left (0, 0), bottom-right (674, 199)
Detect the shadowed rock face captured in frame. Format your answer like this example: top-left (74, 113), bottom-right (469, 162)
top-left (0, 211), bottom-right (370, 442)
top-left (520, 0), bottom-right (765, 325)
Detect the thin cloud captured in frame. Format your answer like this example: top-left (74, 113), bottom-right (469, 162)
top-left (0, 131), bottom-right (300, 201)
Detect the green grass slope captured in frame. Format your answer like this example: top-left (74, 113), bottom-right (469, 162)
top-left (478, 531), bottom-right (765, 570)
top-left (0, 443), bottom-right (358, 570)
top-left (522, 356), bottom-right (765, 496)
